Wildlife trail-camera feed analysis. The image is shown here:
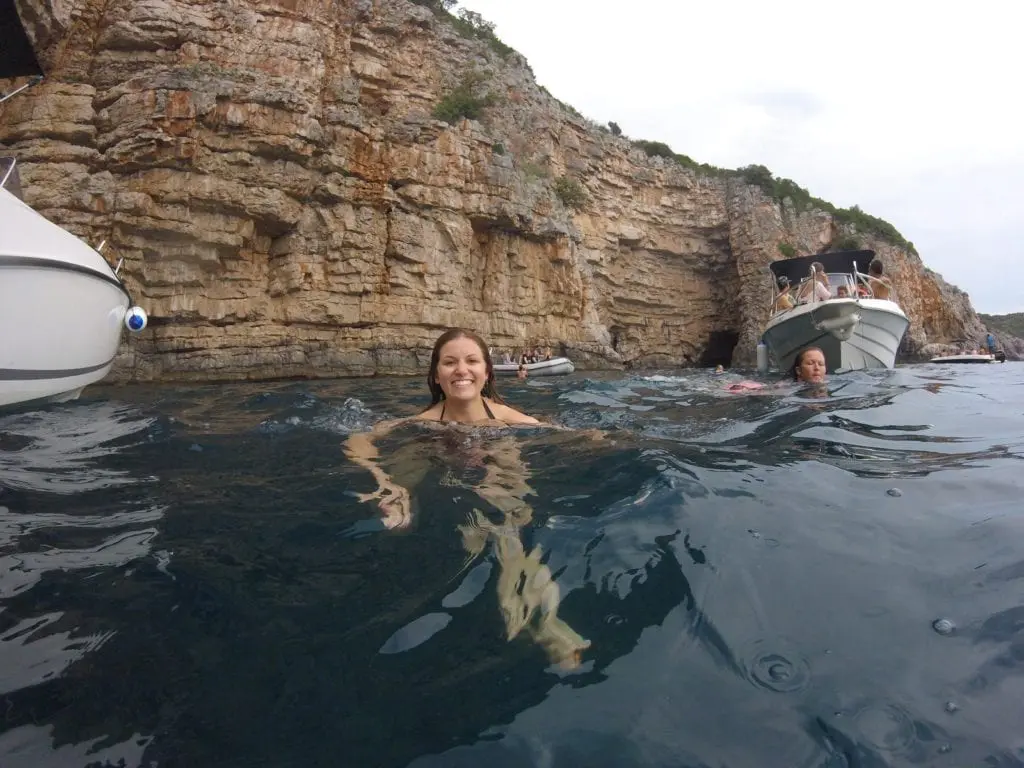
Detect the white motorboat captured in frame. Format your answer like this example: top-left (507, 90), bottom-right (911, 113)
top-left (761, 250), bottom-right (909, 374)
top-left (1, 53), bottom-right (149, 409)
top-left (929, 352), bottom-right (1005, 364)
top-left (0, 170), bottom-right (149, 408)
top-left (493, 357), bottom-right (575, 376)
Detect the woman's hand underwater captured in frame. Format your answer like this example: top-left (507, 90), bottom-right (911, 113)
top-left (358, 480), bottom-right (412, 529)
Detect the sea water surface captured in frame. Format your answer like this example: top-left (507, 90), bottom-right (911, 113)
top-left (0, 363), bottom-right (1022, 767)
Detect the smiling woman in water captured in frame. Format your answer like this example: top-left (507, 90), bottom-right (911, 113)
top-left (342, 327), bottom-right (591, 669)
top-left (343, 328), bottom-right (543, 526)
top-left (419, 327), bottom-right (541, 425)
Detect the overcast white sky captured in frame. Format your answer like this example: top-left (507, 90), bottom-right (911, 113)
top-left (458, 0), bottom-right (1024, 314)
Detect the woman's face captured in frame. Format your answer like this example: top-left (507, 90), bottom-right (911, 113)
top-left (796, 349), bottom-right (827, 383)
top-left (435, 336), bottom-right (489, 402)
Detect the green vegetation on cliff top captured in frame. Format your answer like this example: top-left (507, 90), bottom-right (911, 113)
top-left (979, 313), bottom-right (1024, 337)
top-left (414, 0), bottom-right (917, 255)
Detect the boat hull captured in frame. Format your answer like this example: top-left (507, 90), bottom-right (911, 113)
top-left (493, 357), bottom-right (575, 376)
top-left (763, 299), bottom-right (909, 374)
top-left (1, 187), bottom-right (130, 408)
top-left (928, 354), bottom-right (1003, 364)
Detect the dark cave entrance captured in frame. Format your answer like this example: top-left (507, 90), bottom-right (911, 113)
top-left (700, 330), bottom-right (739, 368)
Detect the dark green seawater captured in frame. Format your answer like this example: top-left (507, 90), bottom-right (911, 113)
top-left (1, 363), bottom-right (1022, 767)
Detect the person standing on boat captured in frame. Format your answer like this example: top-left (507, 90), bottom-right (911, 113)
top-left (986, 332), bottom-right (996, 355)
top-left (866, 258), bottom-right (892, 300)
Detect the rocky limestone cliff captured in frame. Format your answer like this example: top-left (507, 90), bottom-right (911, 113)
top-left (1, 0), bottom-right (1003, 380)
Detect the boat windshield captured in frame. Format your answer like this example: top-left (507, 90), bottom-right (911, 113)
top-left (826, 273), bottom-right (857, 298)
top-left (768, 266), bottom-right (899, 315)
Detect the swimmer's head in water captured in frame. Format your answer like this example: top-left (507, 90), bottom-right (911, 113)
top-left (427, 328), bottom-right (504, 405)
top-left (791, 346), bottom-right (827, 383)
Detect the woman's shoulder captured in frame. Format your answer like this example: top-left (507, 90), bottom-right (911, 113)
top-left (488, 399), bottom-right (541, 425)
top-left (413, 404), bottom-right (442, 421)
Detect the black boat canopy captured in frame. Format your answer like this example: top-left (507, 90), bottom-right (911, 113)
top-left (769, 249), bottom-right (876, 284)
top-left (0, 0), bottom-right (43, 78)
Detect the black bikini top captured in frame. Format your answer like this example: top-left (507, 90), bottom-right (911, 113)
top-left (439, 398), bottom-right (495, 421)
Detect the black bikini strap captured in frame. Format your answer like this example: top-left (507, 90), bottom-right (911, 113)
top-left (439, 399), bottom-right (494, 420)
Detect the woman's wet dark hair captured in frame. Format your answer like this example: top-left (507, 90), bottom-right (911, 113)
top-left (426, 328), bottom-right (506, 405)
top-left (790, 346), bottom-right (825, 381)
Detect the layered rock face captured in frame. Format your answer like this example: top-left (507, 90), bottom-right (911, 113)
top-left (0, 0), bottom-right (998, 380)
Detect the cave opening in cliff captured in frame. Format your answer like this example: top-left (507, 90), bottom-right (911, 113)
top-left (700, 330), bottom-right (739, 368)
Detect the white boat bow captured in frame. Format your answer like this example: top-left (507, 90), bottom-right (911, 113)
top-left (1, 179), bottom-right (148, 408)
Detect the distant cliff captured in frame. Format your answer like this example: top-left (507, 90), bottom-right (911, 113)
top-left (0, 0), bottom-right (999, 379)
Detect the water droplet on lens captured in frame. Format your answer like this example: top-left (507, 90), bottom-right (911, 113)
top-left (742, 638), bottom-right (811, 693)
top-left (768, 663), bottom-right (790, 681)
top-left (887, 488), bottom-right (902, 497)
top-left (932, 618), bottom-right (956, 635)
top-left (944, 701), bottom-right (959, 714)
top-left (854, 703), bottom-right (917, 753)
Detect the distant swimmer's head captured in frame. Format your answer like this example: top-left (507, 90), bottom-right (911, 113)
top-left (714, 364), bottom-right (724, 374)
top-left (428, 328), bottom-right (503, 406)
top-left (791, 346), bottom-right (827, 384)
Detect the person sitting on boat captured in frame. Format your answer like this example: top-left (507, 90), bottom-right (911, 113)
top-left (836, 285), bottom-right (850, 298)
top-left (813, 261), bottom-right (831, 290)
top-left (866, 258), bottom-right (892, 300)
top-left (797, 272), bottom-right (831, 304)
top-left (501, 351), bottom-right (513, 365)
top-left (774, 276), bottom-right (795, 311)
top-left (543, 346), bottom-right (553, 361)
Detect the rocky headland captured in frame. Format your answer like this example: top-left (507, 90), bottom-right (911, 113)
top-left (1, 0), bottom-right (1014, 381)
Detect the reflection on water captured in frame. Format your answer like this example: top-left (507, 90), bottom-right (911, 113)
top-left (0, 364), bottom-right (1022, 767)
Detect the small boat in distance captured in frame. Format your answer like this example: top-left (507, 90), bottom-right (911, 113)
top-left (760, 249), bottom-right (909, 374)
top-left (493, 357), bottom-right (575, 376)
top-left (929, 352), bottom-right (1006, 364)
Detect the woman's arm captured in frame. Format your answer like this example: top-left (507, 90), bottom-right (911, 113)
top-left (343, 419), bottom-right (415, 528)
top-left (343, 419), bottom-right (401, 484)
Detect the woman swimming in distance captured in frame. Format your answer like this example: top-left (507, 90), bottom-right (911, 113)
top-left (724, 346), bottom-right (827, 392)
top-left (342, 328), bottom-right (591, 668)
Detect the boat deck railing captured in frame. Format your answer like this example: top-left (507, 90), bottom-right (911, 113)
top-left (0, 156), bottom-right (24, 200)
top-left (769, 268), bottom-right (899, 317)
